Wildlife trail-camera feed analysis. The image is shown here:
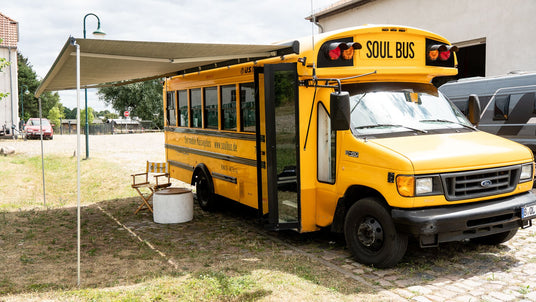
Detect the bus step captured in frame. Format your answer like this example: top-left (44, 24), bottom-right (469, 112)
top-left (281, 200), bottom-right (297, 209)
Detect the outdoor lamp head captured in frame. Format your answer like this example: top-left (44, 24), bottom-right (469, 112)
top-left (92, 27), bottom-right (106, 37)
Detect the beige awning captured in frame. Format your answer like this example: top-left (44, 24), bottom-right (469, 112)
top-left (35, 37), bottom-right (298, 97)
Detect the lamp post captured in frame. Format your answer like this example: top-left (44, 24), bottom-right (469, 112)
top-left (20, 84), bottom-right (29, 128)
top-left (82, 13), bottom-right (105, 159)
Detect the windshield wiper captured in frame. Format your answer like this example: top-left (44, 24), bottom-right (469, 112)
top-left (419, 119), bottom-right (477, 130)
top-left (355, 124), bottom-right (428, 133)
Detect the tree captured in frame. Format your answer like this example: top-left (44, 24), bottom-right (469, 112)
top-left (48, 105), bottom-right (64, 128)
top-left (80, 107), bottom-right (95, 125)
top-left (18, 52), bottom-right (61, 120)
top-left (63, 107), bottom-right (76, 119)
top-left (97, 79), bottom-right (164, 128)
top-left (95, 109), bottom-right (118, 121)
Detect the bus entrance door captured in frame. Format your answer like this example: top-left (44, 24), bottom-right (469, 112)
top-left (260, 63), bottom-right (301, 230)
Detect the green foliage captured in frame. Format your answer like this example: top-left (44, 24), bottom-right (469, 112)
top-left (95, 109), bottom-right (119, 121)
top-left (63, 107), bottom-right (76, 119)
top-left (47, 106), bottom-right (64, 128)
top-left (18, 52), bottom-right (61, 119)
top-left (80, 107), bottom-right (95, 125)
top-left (97, 79), bottom-right (164, 128)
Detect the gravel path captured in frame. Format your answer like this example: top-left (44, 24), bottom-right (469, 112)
top-left (0, 133), bottom-right (166, 171)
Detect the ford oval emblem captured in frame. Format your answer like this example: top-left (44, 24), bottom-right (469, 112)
top-left (480, 180), bottom-right (493, 188)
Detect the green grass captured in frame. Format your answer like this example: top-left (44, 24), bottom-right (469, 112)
top-left (0, 154), bottom-right (136, 210)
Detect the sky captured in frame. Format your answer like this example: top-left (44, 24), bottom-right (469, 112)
top-left (3, 0), bottom-right (337, 112)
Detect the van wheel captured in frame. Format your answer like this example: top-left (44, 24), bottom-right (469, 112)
top-left (471, 229), bottom-right (518, 245)
top-left (344, 197), bottom-right (408, 268)
top-left (192, 170), bottom-right (215, 211)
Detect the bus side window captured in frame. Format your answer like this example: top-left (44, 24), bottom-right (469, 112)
top-left (221, 84), bottom-right (237, 131)
top-left (494, 94), bottom-right (510, 120)
top-left (240, 82), bottom-right (256, 132)
top-left (166, 91), bottom-right (176, 126)
top-left (317, 102), bottom-right (336, 184)
top-left (190, 88), bottom-right (202, 128)
top-left (177, 90), bottom-right (188, 127)
top-left (204, 87), bottom-right (218, 129)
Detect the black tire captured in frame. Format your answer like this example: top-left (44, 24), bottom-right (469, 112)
top-left (192, 170), bottom-right (216, 211)
top-left (344, 197), bottom-right (408, 268)
top-left (471, 229), bottom-right (518, 245)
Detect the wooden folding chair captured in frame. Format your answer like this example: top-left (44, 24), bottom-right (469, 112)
top-left (131, 161), bottom-right (172, 214)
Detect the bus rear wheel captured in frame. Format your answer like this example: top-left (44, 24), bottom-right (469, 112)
top-left (344, 197), bottom-right (408, 268)
top-left (192, 170), bottom-right (215, 211)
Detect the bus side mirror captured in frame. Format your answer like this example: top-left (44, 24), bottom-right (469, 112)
top-left (467, 94), bottom-right (481, 125)
top-left (331, 91), bottom-right (350, 131)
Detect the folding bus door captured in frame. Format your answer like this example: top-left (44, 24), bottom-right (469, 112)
top-left (257, 63), bottom-right (300, 230)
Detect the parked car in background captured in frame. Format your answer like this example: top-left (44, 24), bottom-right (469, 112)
top-left (439, 72), bottom-right (536, 154)
top-left (25, 118), bottom-right (54, 140)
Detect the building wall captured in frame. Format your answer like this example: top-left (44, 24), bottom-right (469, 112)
top-left (0, 47), bottom-right (18, 131)
top-left (315, 0), bottom-right (536, 76)
top-left (0, 12), bottom-right (19, 133)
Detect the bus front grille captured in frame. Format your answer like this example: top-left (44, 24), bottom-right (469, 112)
top-left (441, 166), bottom-right (520, 201)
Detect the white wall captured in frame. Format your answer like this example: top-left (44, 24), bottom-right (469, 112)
top-left (0, 47), bottom-right (19, 132)
top-left (317, 0), bottom-right (536, 76)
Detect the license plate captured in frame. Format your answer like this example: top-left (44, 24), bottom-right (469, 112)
top-left (522, 204), bottom-right (536, 219)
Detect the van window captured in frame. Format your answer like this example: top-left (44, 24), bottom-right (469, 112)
top-left (494, 94), bottom-right (510, 120)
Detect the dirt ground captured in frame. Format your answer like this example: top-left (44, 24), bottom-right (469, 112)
top-left (3, 133), bottom-right (536, 301)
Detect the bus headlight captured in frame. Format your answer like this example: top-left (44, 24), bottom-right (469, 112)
top-left (520, 163), bottom-right (534, 182)
top-left (416, 177), bottom-right (434, 195)
top-left (397, 175), bottom-right (442, 197)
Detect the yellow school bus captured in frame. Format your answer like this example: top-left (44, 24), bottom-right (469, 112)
top-left (163, 25), bottom-right (536, 267)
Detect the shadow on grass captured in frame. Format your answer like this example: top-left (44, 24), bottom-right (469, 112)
top-left (0, 195), bottom-right (526, 300)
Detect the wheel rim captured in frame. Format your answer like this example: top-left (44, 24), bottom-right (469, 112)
top-left (357, 216), bottom-right (384, 252)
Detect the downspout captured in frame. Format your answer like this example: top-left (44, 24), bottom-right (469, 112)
top-left (311, 15), bottom-right (324, 33)
top-left (7, 46), bottom-right (15, 134)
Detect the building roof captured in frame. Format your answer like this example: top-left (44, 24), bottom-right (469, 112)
top-left (0, 12), bottom-right (18, 48)
top-left (306, 0), bottom-right (377, 21)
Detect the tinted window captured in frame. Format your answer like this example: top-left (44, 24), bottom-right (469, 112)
top-left (166, 91), bottom-right (176, 126)
top-left (240, 82), bottom-right (256, 132)
top-left (221, 85), bottom-right (237, 131)
top-left (494, 94), bottom-right (510, 120)
top-left (177, 90), bottom-right (188, 127)
top-left (190, 88), bottom-right (202, 128)
top-left (204, 87), bottom-right (218, 129)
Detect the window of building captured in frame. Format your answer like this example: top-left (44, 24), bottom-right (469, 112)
top-left (190, 88), bottom-right (202, 128)
top-left (240, 82), bottom-right (256, 132)
top-left (204, 87), bottom-right (218, 129)
top-left (177, 90), bottom-right (188, 127)
top-left (221, 84), bottom-right (237, 131)
top-left (166, 91), bottom-right (176, 126)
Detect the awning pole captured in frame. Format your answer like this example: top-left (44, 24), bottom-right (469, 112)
top-left (38, 98), bottom-right (46, 206)
top-left (71, 37), bottom-right (82, 287)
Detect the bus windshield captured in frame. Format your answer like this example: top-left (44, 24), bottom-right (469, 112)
top-left (346, 82), bottom-right (473, 137)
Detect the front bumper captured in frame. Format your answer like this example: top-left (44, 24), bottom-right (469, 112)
top-left (392, 192), bottom-right (536, 247)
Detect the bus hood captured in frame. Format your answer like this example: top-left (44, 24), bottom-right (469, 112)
top-left (371, 131), bottom-right (533, 173)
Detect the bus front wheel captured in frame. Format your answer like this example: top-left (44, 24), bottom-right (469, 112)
top-left (344, 197), bottom-right (408, 268)
top-left (192, 170), bottom-right (215, 211)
